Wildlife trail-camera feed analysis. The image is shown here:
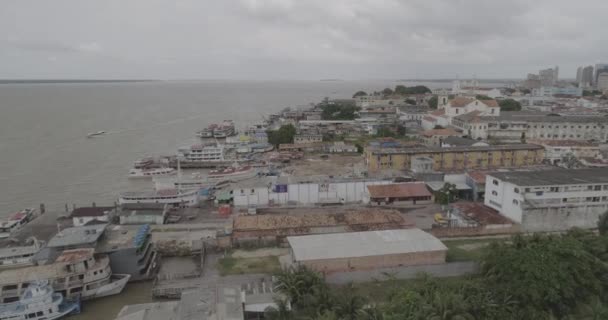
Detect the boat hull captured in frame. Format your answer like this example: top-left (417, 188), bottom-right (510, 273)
top-left (81, 274), bottom-right (130, 301)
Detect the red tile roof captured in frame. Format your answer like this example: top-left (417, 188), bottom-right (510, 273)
top-left (367, 183), bottom-right (432, 198)
top-left (449, 97), bottom-right (475, 107)
top-left (466, 171), bottom-right (487, 184)
top-left (479, 99), bottom-right (499, 108)
top-left (451, 202), bottom-right (512, 225)
top-left (430, 109), bottom-right (445, 116)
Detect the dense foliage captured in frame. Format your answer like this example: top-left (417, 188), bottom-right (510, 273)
top-left (319, 101), bottom-right (360, 120)
top-left (270, 222), bottom-right (608, 320)
top-left (475, 94), bottom-right (492, 100)
top-left (394, 85), bottom-right (431, 95)
top-left (428, 95), bottom-right (438, 109)
top-left (498, 99), bottom-right (522, 111)
top-left (267, 124), bottom-right (296, 147)
top-left (353, 91), bottom-right (367, 98)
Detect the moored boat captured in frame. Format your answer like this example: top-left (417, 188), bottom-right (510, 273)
top-left (86, 131), bottom-right (106, 138)
top-left (0, 280), bottom-right (79, 320)
top-left (128, 167), bottom-right (176, 179)
top-left (0, 248), bottom-right (130, 303)
top-left (0, 209), bottom-right (36, 239)
top-left (213, 120), bottom-right (236, 138)
top-left (119, 188), bottom-right (199, 207)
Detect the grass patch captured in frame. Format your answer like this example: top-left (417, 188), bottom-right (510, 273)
top-left (217, 255), bottom-right (281, 276)
top-left (443, 238), bottom-right (504, 262)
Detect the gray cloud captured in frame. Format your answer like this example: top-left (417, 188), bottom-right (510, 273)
top-left (0, 0), bottom-right (606, 79)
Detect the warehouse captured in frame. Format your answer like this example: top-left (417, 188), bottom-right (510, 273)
top-left (286, 229), bottom-right (447, 273)
top-left (365, 183), bottom-right (433, 205)
top-left (232, 209), bottom-right (413, 244)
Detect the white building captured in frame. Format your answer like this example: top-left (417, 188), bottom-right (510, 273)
top-left (422, 97), bottom-right (500, 131)
top-left (294, 134), bottom-right (323, 144)
top-left (178, 144), bottom-right (225, 162)
top-left (233, 177), bottom-right (393, 208)
top-left (71, 207), bottom-right (113, 227)
top-left (484, 168), bottom-right (608, 232)
top-left (452, 80), bottom-right (502, 98)
top-left (529, 140), bottom-right (601, 165)
top-left (597, 73), bottom-right (608, 91)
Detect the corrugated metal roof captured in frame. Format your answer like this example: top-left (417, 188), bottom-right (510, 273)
top-left (287, 229), bottom-right (447, 261)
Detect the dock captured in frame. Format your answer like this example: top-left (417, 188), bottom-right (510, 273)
top-left (168, 160), bottom-right (244, 169)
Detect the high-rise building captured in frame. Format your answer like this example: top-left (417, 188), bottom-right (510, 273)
top-left (576, 66), bottom-right (583, 83)
top-left (595, 63), bottom-right (608, 85)
top-left (581, 65), bottom-right (594, 88)
top-left (597, 72), bottom-right (608, 91)
top-left (539, 67), bottom-right (558, 86)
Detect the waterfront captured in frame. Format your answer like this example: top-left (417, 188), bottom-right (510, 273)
top-left (0, 79), bottom-right (437, 216)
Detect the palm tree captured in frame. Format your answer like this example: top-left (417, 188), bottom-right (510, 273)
top-left (423, 291), bottom-right (474, 320)
top-left (334, 290), bottom-right (367, 320)
top-left (357, 305), bottom-right (384, 320)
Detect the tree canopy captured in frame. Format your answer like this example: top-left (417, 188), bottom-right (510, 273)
top-left (266, 124), bottom-right (296, 147)
top-left (353, 91), bottom-right (368, 98)
top-left (428, 95), bottom-right (438, 109)
top-left (394, 85), bottom-right (431, 95)
top-left (382, 88), bottom-right (394, 96)
top-left (498, 99), bottom-right (522, 111)
top-left (475, 94), bottom-right (492, 100)
top-left (319, 101), bottom-right (360, 120)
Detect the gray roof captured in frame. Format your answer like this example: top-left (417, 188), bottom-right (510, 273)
top-left (488, 168), bottom-right (608, 186)
top-left (442, 136), bottom-right (484, 146)
top-left (287, 229), bottom-right (447, 261)
top-left (47, 224), bottom-right (107, 248)
top-left (115, 301), bottom-right (180, 320)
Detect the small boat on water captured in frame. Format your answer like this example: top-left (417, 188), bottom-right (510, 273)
top-left (128, 167), bottom-right (176, 179)
top-left (86, 131), bottom-right (106, 138)
top-left (0, 280), bottom-right (79, 320)
top-left (0, 209), bottom-right (36, 239)
top-left (213, 120), bottom-right (236, 138)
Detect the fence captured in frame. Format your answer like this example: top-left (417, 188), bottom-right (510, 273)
top-left (324, 261), bottom-right (479, 285)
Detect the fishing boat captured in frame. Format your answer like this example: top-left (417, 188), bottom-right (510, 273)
top-left (86, 131), bottom-right (106, 138)
top-left (0, 248), bottom-right (130, 303)
top-left (0, 209), bottom-right (36, 239)
top-left (128, 167), bottom-right (176, 179)
top-left (0, 280), bottom-right (79, 320)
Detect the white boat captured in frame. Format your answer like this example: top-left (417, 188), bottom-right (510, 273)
top-left (0, 280), bottom-right (79, 320)
top-left (0, 248), bottom-right (130, 303)
top-left (0, 209), bottom-right (36, 239)
top-left (86, 131), bottom-right (106, 138)
top-left (119, 189), bottom-right (199, 207)
top-left (178, 144), bottom-right (225, 162)
top-left (128, 167), bottom-right (176, 179)
top-left (0, 242), bottom-right (41, 270)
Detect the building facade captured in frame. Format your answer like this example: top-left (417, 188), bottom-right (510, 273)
top-left (365, 144), bottom-right (544, 172)
top-left (484, 168), bottom-right (608, 231)
top-left (294, 134), bottom-right (323, 144)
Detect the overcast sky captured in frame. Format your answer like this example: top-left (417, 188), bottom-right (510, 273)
top-left (1, 0), bottom-right (607, 80)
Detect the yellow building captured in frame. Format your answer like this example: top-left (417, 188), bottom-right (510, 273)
top-left (365, 144), bottom-right (544, 172)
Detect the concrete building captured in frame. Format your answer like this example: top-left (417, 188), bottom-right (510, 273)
top-left (116, 203), bottom-right (168, 225)
top-left (232, 176), bottom-right (394, 208)
top-left (539, 66), bottom-right (559, 86)
top-left (365, 144), bottom-right (544, 173)
top-left (440, 136), bottom-right (489, 148)
top-left (452, 111), bottom-right (608, 142)
top-left (286, 229), bottom-right (447, 273)
top-left (597, 72), bottom-right (608, 91)
top-left (595, 63), bottom-right (608, 85)
top-left (232, 209), bottom-right (414, 244)
top-left (422, 97), bottom-right (500, 131)
top-left (71, 206), bottom-right (113, 227)
top-left (578, 65), bottom-right (594, 88)
top-left (532, 86), bottom-right (583, 97)
top-left (529, 140), bottom-right (601, 165)
top-left (364, 183), bottom-right (433, 205)
top-left (484, 168), bottom-right (608, 231)
top-left (294, 134), bottom-right (323, 144)
top-left (359, 106), bottom-right (399, 120)
top-left (96, 224), bottom-right (159, 282)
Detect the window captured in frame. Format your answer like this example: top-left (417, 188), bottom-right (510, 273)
top-left (525, 188), bottom-right (530, 193)
top-left (493, 179), bottom-right (499, 186)
top-left (536, 191), bottom-right (544, 196)
top-left (549, 187), bottom-right (559, 192)
top-left (512, 199), bottom-right (519, 205)
top-left (594, 185), bottom-right (601, 191)
top-left (563, 198), bottom-right (568, 202)
top-left (492, 191), bottom-right (498, 196)
top-left (514, 188), bottom-right (519, 193)
top-left (36, 311), bottom-right (43, 317)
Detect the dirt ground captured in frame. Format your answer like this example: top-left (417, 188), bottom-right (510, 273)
top-left (232, 247), bottom-right (288, 258)
top-left (281, 154), bottom-right (365, 177)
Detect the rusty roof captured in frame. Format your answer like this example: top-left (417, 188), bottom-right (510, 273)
top-left (449, 97), bottom-right (475, 107)
top-left (367, 183), bottom-right (432, 198)
top-left (466, 171), bottom-right (487, 184)
top-left (479, 99), bottom-right (499, 108)
top-left (55, 248), bottom-right (95, 263)
top-left (451, 202), bottom-right (512, 225)
top-left (233, 209), bottom-right (412, 231)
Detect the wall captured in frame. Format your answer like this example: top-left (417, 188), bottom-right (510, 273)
top-left (73, 216), bottom-right (109, 227)
top-left (325, 261), bottom-right (478, 284)
top-left (430, 225), bottom-right (520, 238)
top-left (522, 205), bottom-right (608, 232)
top-left (297, 250), bottom-right (446, 274)
top-left (484, 176), bottom-right (524, 223)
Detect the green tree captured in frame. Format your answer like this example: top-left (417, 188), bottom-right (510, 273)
top-left (435, 183), bottom-right (457, 205)
top-left (320, 101), bottom-right (360, 120)
top-left (353, 91), bottom-right (368, 98)
top-left (405, 98), bottom-right (416, 105)
top-left (267, 124), bottom-right (297, 147)
top-left (428, 95), bottom-right (438, 109)
top-left (475, 95), bottom-right (492, 100)
top-left (382, 88), bottom-right (394, 96)
top-left (335, 289), bottom-right (367, 320)
top-left (560, 152), bottom-right (582, 169)
top-left (376, 127), bottom-right (396, 138)
top-left (498, 99), bottom-right (522, 111)
top-left (394, 85), bottom-right (432, 95)
top-left (433, 125), bottom-right (445, 129)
